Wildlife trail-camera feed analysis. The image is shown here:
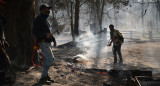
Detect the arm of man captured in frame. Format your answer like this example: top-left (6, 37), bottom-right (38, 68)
top-left (107, 36), bottom-right (116, 46)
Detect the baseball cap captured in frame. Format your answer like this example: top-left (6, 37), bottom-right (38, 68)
top-left (0, 0), bottom-right (6, 5)
top-left (40, 4), bottom-right (52, 11)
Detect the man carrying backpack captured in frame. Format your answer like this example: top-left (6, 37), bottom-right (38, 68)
top-left (107, 24), bottom-right (123, 64)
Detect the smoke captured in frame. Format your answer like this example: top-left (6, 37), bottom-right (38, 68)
top-left (75, 27), bottom-right (113, 69)
top-left (77, 30), bottom-right (105, 57)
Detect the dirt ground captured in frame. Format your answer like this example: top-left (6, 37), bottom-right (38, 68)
top-left (2, 33), bottom-right (160, 86)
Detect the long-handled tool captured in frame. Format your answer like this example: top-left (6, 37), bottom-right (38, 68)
top-left (51, 21), bottom-right (70, 35)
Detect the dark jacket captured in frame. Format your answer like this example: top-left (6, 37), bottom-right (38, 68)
top-left (32, 13), bottom-right (55, 43)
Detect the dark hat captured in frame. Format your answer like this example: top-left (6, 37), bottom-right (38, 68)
top-left (40, 4), bottom-right (52, 11)
top-left (0, 0), bottom-right (6, 4)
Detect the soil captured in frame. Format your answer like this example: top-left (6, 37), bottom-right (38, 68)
top-left (2, 33), bottom-right (160, 86)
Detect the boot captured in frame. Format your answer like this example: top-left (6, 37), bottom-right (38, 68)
top-left (46, 75), bottom-right (54, 83)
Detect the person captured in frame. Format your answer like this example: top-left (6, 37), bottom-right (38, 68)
top-left (107, 24), bottom-right (123, 64)
top-left (32, 4), bottom-right (56, 83)
top-left (0, 0), bottom-right (10, 84)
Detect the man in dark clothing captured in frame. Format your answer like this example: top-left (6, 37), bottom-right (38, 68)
top-left (32, 4), bottom-right (56, 83)
top-left (107, 24), bottom-right (123, 64)
top-left (0, 0), bottom-right (9, 84)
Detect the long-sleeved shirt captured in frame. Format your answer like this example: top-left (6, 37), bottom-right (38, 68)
top-left (32, 13), bottom-right (55, 43)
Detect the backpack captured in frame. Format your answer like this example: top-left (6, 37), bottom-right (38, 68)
top-left (116, 30), bottom-right (124, 44)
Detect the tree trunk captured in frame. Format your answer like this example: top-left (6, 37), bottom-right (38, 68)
top-left (4, 0), bottom-right (34, 66)
top-left (142, 0), bottom-right (145, 37)
top-left (70, 0), bottom-right (75, 40)
top-left (96, 0), bottom-right (101, 31)
top-left (74, 0), bottom-right (80, 37)
top-left (99, 0), bottom-right (105, 31)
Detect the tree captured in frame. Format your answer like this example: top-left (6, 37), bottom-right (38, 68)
top-left (70, 0), bottom-right (75, 40)
top-left (4, 0), bottom-right (34, 67)
top-left (74, 0), bottom-right (80, 37)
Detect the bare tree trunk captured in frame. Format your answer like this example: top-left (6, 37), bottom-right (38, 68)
top-left (74, 0), bottom-right (80, 37)
top-left (99, 0), bottom-right (105, 31)
top-left (4, 0), bottom-right (34, 66)
top-left (142, 0), bottom-right (145, 37)
top-left (96, 0), bottom-right (100, 30)
top-left (91, 0), bottom-right (105, 31)
top-left (155, 0), bottom-right (160, 33)
top-left (70, 0), bottom-right (75, 40)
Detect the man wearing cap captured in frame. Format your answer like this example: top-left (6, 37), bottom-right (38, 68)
top-left (0, 0), bottom-right (10, 84)
top-left (32, 4), bottom-right (56, 83)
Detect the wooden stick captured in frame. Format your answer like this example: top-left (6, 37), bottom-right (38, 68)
top-left (0, 47), bottom-right (16, 78)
